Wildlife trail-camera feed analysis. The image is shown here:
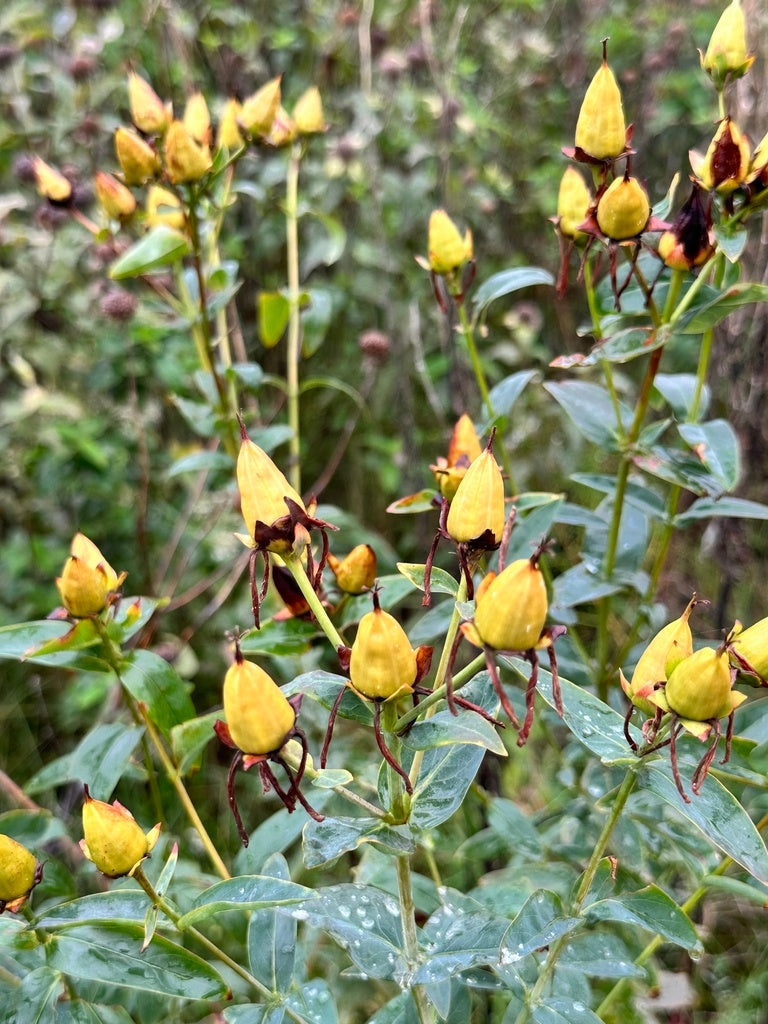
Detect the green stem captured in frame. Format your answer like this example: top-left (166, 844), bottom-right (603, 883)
top-left (283, 552), bottom-right (345, 650)
top-left (395, 855), bottom-right (435, 1024)
top-left (395, 652), bottom-right (485, 732)
top-left (285, 142), bottom-right (303, 494)
top-left (514, 769), bottom-right (638, 1024)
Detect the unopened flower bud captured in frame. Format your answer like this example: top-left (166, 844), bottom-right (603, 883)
top-left (240, 76), bottom-right (282, 137)
top-left (145, 185), bottom-right (185, 229)
top-left (128, 72), bottom-right (171, 134)
top-left (730, 616), bottom-right (768, 680)
top-left (747, 130), bottom-right (768, 187)
top-left (293, 86), bottom-right (325, 135)
top-left (657, 186), bottom-right (714, 270)
top-left (445, 435), bottom-right (504, 546)
top-left (267, 106), bottom-right (298, 147)
top-left (236, 426), bottom-right (306, 552)
top-left (621, 595), bottom-right (697, 714)
top-left (349, 604), bottom-right (418, 700)
top-left (0, 835), bottom-right (40, 912)
top-left (223, 654), bottom-right (295, 755)
top-left (700, 0), bottom-right (754, 89)
top-left (596, 172), bottom-right (650, 240)
top-left (432, 413), bottom-right (482, 500)
top-left (115, 127), bottom-right (160, 186)
top-left (428, 209), bottom-right (473, 276)
top-left (328, 544), bottom-right (377, 595)
top-left (81, 786), bottom-right (160, 877)
top-left (94, 171), bottom-right (137, 220)
top-left (183, 92), bottom-right (211, 146)
top-left (217, 98), bottom-right (243, 150)
top-left (697, 117), bottom-right (750, 194)
top-left (471, 556), bottom-right (548, 652)
top-left (574, 41), bottom-right (626, 161)
top-left (280, 737), bottom-right (314, 775)
top-left (557, 167), bottom-right (591, 240)
top-left (32, 157), bottom-right (72, 203)
top-left (659, 646), bottom-right (746, 722)
top-left (164, 120), bottom-right (212, 183)
top-left (56, 532), bottom-right (126, 618)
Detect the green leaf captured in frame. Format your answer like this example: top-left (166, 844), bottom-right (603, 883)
top-left (0, 809), bottom-right (67, 847)
top-left (302, 288), bottom-right (333, 357)
top-left (477, 370), bottom-right (538, 431)
top-left (8, 966), bottom-right (62, 1024)
top-left (549, 563), bottom-right (624, 611)
top-left (339, 574), bottom-right (416, 626)
top-left (303, 817), bottom-right (414, 869)
top-left (472, 267), bottom-right (553, 317)
top-left (286, 980), bottom-right (339, 1024)
top-left (120, 649), bottom-right (196, 738)
top-left (170, 711), bottom-right (219, 777)
top-left (44, 923), bottom-right (226, 998)
top-left (505, 498), bottom-right (565, 562)
top-left (248, 853), bottom-right (296, 995)
top-left (558, 932), bottom-right (645, 978)
top-left (311, 768), bottom-right (353, 788)
top-left (634, 446), bottom-right (723, 497)
top-left (258, 291), bottom-right (291, 348)
top-left (571, 474), bottom-right (666, 520)
top-left (167, 450), bottom-right (233, 477)
top-left (55, 1000), bottom-right (135, 1024)
top-left (402, 706), bottom-right (506, 756)
top-left (177, 875), bottom-right (316, 929)
top-left (386, 490), bottom-right (440, 514)
top-left (368, 993), bottom-right (419, 1024)
top-left (240, 618), bottom-right (318, 656)
top-left (411, 741), bottom-right (486, 829)
top-left (654, 373), bottom-right (710, 420)
top-left (499, 890), bottom-right (581, 965)
top-left (676, 283), bottom-right (768, 333)
top-left (294, 883), bottom-right (408, 980)
top-left (24, 723), bottom-right (145, 799)
top-left (113, 596), bottom-right (168, 643)
top-left (301, 212), bottom-right (346, 276)
top-left (396, 562), bottom-right (458, 597)
top-left (0, 621), bottom-right (108, 671)
top-left (224, 1007), bottom-right (284, 1024)
top-left (109, 226), bottom-right (190, 279)
top-left (714, 223), bottom-right (748, 263)
top-left (169, 395), bottom-right (216, 438)
top-left (674, 495), bottom-right (768, 526)
top-left (543, 381), bottom-right (631, 449)
top-left (678, 419), bottom-right (740, 491)
top-left (551, 327), bottom-right (662, 369)
top-left (415, 905), bottom-right (510, 983)
top-left (641, 762), bottom-right (768, 883)
top-left (283, 671), bottom-right (373, 726)
top-left (585, 886), bottom-right (701, 951)
top-left (34, 891), bottom-right (147, 928)
top-left (531, 999), bottom-right (605, 1024)
top-left (230, 362), bottom-right (265, 391)
top-left (300, 376), bottom-right (365, 411)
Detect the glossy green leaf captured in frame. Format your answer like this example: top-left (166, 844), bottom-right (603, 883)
top-left (224, 1007), bottom-right (284, 1024)
top-left (570, 474), bottom-right (666, 520)
top-left (110, 226), bottom-right (190, 279)
top-left (396, 562), bottom-right (458, 597)
top-left (293, 883), bottom-right (407, 980)
top-left (301, 211), bottom-right (346, 276)
top-left (167, 450), bottom-right (233, 477)
top-left (499, 890), bottom-right (581, 965)
top-left (386, 489), bottom-right (440, 514)
top-left (120, 649), bottom-right (196, 738)
top-left (283, 671), bottom-right (373, 725)
top-left (558, 932), bottom-right (645, 978)
top-left (674, 495), bottom-right (768, 526)
top-left (24, 723), bottom-right (144, 799)
top-left (258, 291), bottom-right (291, 348)
top-left (229, 361), bottom-right (265, 391)
top-left (585, 885), bottom-right (701, 951)
top-left (248, 853), bottom-right (296, 995)
top-left (170, 711), bottom-right (219, 777)
top-left (714, 223), bottom-right (748, 263)
top-left (678, 419), bottom-right (740, 491)
top-left (477, 370), bottom-right (538, 431)
top-left (531, 999), bottom-right (605, 1024)
top-left (653, 373), bottom-right (710, 420)
top-left (676, 283), bottom-right (768, 332)
top-left (551, 326), bottom-right (662, 369)
top-left (368, 992), bottom-right (419, 1024)
top-left (154, 842), bottom-right (179, 899)
top-left (178, 875), bottom-right (316, 929)
top-left (303, 817), bottom-right (414, 869)
top-left (310, 768), bottom-right (353, 788)
top-left (55, 1000), bottom-right (135, 1024)
top-left (402, 706), bottom-right (506, 756)
top-left (35, 891), bottom-right (147, 928)
top-left (0, 809), bottom-right (67, 847)
top-left (286, 980), bottom-right (339, 1024)
top-left (543, 381), bottom-right (631, 449)
top-left (472, 267), bottom-right (553, 316)
top-left (411, 740), bottom-right (485, 829)
top-left (414, 906), bottom-right (510, 983)
top-left (240, 619), bottom-right (318, 656)
top-left (339, 574), bottom-right (416, 625)
top-left (642, 762), bottom-right (768, 883)
top-left (44, 923), bottom-right (226, 998)
top-left (113, 597), bottom-right (167, 643)
top-left (7, 966), bottom-right (61, 1024)
top-left (0, 620), bottom-right (109, 671)
top-left (549, 563), bottom-right (624, 611)
top-left (634, 446), bottom-right (722, 497)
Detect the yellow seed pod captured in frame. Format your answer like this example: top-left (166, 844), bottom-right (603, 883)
top-left (267, 106), bottom-right (298, 147)
top-left (574, 46), bottom-right (626, 160)
top-left (145, 185), bottom-right (185, 229)
top-left (428, 209), bottom-right (473, 276)
top-left (115, 127), bottom-right (160, 186)
top-left (328, 544), bottom-right (377, 595)
top-left (240, 76), bottom-right (282, 137)
top-left (557, 167), bottom-right (592, 240)
top-left (56, 533), bottom-right (125, 618)
top-left (183, 92), bottom-right (211, 146)
top-left (293, 86), bottom-right (326, 135)
top-left (0, 835), bottom-right (38, 906)
top-left (663, 647), bottom-right (740, 722)
top-left (473, 557), bottom-right (548, 652)
top-left (32, 157), bottom-right (72, 203)
top-left (217, 98), bottom-right (243, 150)
top-left (622, 596), bottom-right (697, 714)
top-left (701, 0), bottom-right (754, 87)
top-left (81, 789), bottom-right (160, 878)
top-left (164, 120), bottom-right (212, 184)
top-left (94, 171), bottom-right (137, 220)
top-left (700, 118), bottom-right (750, 194)
top-left (447, 413), bottom-right (482, 467)
top-left (596, 175), bottom-right (650, 240)
top-left (223, 657), bottom-right (295, 755)
top-left (730, 616), bottom-right (768, 679)
top-left (445, 442), bottom-right (505, 545)
top-left (349, 605), bottom-right (418, 701)
top-left (128, 72), bottom-right (171, 135)
top-left (236, 431), bottom-right (306, 551)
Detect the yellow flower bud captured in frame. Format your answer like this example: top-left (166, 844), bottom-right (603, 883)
top-left (574, 44), bottom-right (626, 161)
top-left (730, 616), bottom-right (768, 679)
top-left (293, 86), bottom-right (325, 135)
top-left (621, 595), bottom-right (697, 715)
top-left (145, 185), bottom-right (185, 229)
top-left (432, 413), bottom-right (484, 500)
top-left (700, 0), bottom-right (754, 88)
top-left (445, 441), bottom-right (504, 546)
top-left (127, 72), bottom-right (171, 135)
top-left (164, 120), bottom-right (212, 184)
top-left (472, 557), bottom-right (548, 652)
top-left (81, 787), bottom-right (160, 877)
top-left (428, 209), bottom-right (473, 276)
top-left (94, 171), bottom-right (137, 220)
top-left (328, 544), bottom-right (377, 595)
top-left (349, 605), bottom-right (418, 701)
top-left (660, 647), bottom-right (745, 723)
top-left (596, 174), bottom-right (650, 240)
top-left (32, 157), bottom-right (72, 203)
top-left (267, 106), bottom-right (298, 147)
top-left (56, 533), bottom-right (125, 618)
top-left (240, 76), bottom-right (282, 137)
top-left (557, 167), bottom-right (591, 240)
top-left (115, 127), bottom-right (160, 186)
top-left (217, 98), bottom-right (243, 150)
top-left (236, 429), bottom-right (306, 552)
top-left (183, 92), bottom-right (211, 146)
top-left (699, 117), bottom-right (750, 194)
top-left (0, 835), bottom-right (39, 910)
top-left (223, 656), bottom-right (295, 755)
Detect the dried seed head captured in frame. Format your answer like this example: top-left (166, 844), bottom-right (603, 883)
top-left (164, 120), bottom-right (212, 184)
top-left (349, 603), bottom-right (417, 701)
top-left (658, 186), bottom-right (714, 270)
top-left (0, 835), bottom-right (39, 911)
top-left (596, 173), bottom-right (650, 240)
top-left (56, 533), bottom-right (125, 617)
top-left (81, 786), bottom-right (160, 878)
top-left (574, 42), bottom-right (626, 160)
top-left (445, 437), bottom-right (505, 546)
top-left (700, 0), bottom-right (754, 89)
top-left (223, 655), bottom-right (295, 755)
top-left (100, 287), bottom-right (138, 321)
top-left (328, 544), bottom-right (377, 595)
top-left (557, 167), bottom-right (592, 240)
top-left (94, 171), bottom-right (137, 220)
top-left (128, 72), bottom-right (171, 134)
top-left (427, 209), bottom-right (473, 276)
top-left (115, 127), bottom-right (160, 186)
top-left (358, 329), bottom-right (391, 363)
top-left (472, 556), bottom-right (548, 652)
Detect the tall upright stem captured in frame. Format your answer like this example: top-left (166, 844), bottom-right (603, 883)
top-left (285, 143), bottom-right (303, 493)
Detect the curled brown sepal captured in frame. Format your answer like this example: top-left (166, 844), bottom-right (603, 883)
top-left (373, 702), bottom-right (413, 796)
